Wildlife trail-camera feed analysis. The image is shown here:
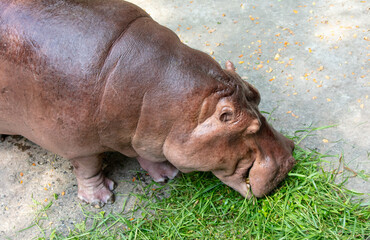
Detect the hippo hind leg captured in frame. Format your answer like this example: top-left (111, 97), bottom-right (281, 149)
top-left (137, 157), bottom-right (179, 182)
top-left (71, 155), bottom-right (115, 208)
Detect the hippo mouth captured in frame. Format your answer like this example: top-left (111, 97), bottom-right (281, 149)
top-left (243, 156), bottom-right (297, 198)
top-left (245, 177), bottom-right (250, 184)
top-left (243, 161), bottom-right (253, 197)
top-left (245, 177), bottom-right (251, 197)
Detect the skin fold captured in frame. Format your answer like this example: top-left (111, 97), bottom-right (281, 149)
top-left (0, 0), bottom-right (295, 207)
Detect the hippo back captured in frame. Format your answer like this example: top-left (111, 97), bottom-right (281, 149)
top-left (0, 0), bottom-right (150, 78)
top-left (0, 0), bottom-right (150, 157)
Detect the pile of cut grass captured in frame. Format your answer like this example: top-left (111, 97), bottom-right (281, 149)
top-left (45, 145), bottom-right (369, 240)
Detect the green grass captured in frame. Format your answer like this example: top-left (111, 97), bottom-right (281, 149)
top-left (42, 144), bottom-right (370, 240)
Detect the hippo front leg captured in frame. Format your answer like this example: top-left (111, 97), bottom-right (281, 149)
top-left (71, 155), bottom-right (115, 208)
top-left (137, 157), bottom-right (179, 182)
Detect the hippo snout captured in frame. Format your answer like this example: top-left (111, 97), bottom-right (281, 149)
top-left (246, 118), bottom-right (296, 198)
top-left (248, 155), bottom-right (296, 198)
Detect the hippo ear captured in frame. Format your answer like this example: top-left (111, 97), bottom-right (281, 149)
top-left (245, 118), bottom-right (260, 134)
top-left (225, 61), bottom-right (235, 72)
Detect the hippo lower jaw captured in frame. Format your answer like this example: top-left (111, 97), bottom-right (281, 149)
top-left (212, 158), bottom-right (255, 199)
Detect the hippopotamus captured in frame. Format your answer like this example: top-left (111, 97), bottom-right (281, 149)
top-left (0, 0), bottom-right (295, 207)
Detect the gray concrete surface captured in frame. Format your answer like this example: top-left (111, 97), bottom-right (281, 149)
top-left (0, 0), bottom-right (369, 239)
top-left (133, 0), bottom-right (369, 195)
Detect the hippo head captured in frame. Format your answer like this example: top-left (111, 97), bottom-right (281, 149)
top-left (163, 61), bottom-right (295, 198)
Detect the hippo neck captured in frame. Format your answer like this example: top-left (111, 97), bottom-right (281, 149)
top-left (95, 17), bottom-right (228, 161)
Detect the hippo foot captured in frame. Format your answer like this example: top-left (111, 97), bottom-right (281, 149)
top-left (77, 174), bottom-right (115, 208)
top-left (137, 157), bottom-right (179, 182)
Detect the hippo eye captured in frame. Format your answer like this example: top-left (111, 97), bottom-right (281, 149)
top-left (220, 110), bottom-right (233, 122)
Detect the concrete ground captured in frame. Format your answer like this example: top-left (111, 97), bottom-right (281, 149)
top-left (0, 0), bottom-right (369, 239)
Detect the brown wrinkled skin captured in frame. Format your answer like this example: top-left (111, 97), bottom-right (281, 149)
top-left (0, 0), bottom-right (295, 206)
